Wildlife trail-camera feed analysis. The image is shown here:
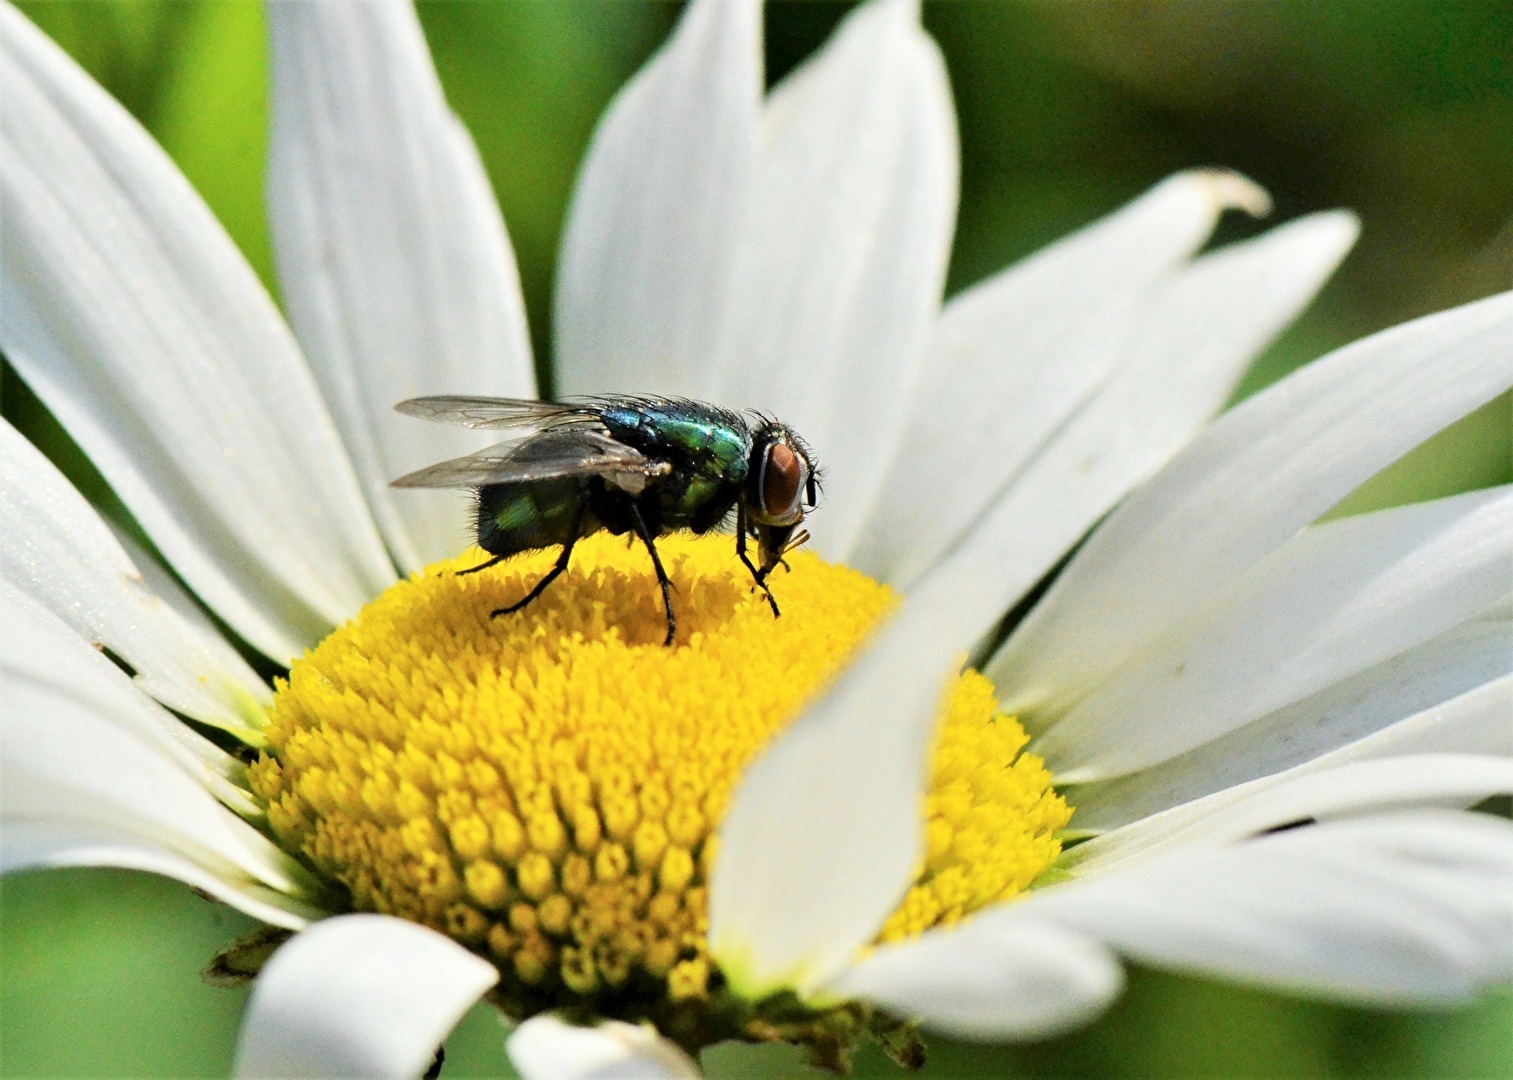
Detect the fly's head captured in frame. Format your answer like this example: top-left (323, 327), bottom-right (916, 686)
top-left (744, 420), bottom-right (819, 577)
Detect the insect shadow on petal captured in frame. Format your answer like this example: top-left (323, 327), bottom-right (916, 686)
top-left (391, 396), bottom-right (820, 646)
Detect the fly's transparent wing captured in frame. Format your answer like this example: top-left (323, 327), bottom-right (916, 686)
top-left (391, 430), bottom-right (657, 490)
top-left (394, 396), bottom-right (599, 430)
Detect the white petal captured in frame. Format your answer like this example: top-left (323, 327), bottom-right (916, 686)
top-left (1067, 754), bottom-right (1513, 875)
top-left (709, 567), bottom-right (987, 996)
top-left (0, 418), bottom-right (269, 733)
top-left (852, 170), bottom-right (1277, 585)
top-left (1479, 594), bottom-right (1513, 621)
top-left (2, 820), bottom-right (320, 930)
top-left (0, 580), bottom-right (261, 814)
top-left (989, 290), bottom-right (1513, 720)
top-left (1018, 812), bottom-right (1513, 1005)
top-left (1036, 485), bottom-right (1513, 781)
top-left (107, 521), bottom-right (221, 637)
top-left (2, 671), bottom-right (312, 899)
top-left (0, 5), bottom-right (395, 661)
top-left (507, 1016), bottom-right (700, 1080)
top-left (1314, 666), bottom-right (1513, 761)
top-left (555, 0), bottom-right (759, 400)
top-left (823, 919), bottom-right (1122, 1042)
top-left (914, 210), bottom-right (1357, 642)
top-left (267, 0), bottom-right (535, 572)
top-left (235, 915), bottom-right (498, 1080)
top-left (714, 0), bottom-right (958, 557)
top-left (1072, 622), bottom-right (1513, 832)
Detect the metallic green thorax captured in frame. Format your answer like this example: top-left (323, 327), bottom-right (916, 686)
top-left (476, 400), bottom-right (753, 560)
top-left (599, 401), bottom-right (750, 519)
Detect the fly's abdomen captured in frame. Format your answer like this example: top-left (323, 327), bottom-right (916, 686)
top-left (477, 480), bottom-right (587, 557)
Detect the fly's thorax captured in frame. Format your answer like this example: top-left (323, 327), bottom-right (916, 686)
top-left (595, 403), bottom-right (752, 531)
top-left (664, 476), bottom-right (738, 532)
top-left (601, 404), bottom-right (751, 482)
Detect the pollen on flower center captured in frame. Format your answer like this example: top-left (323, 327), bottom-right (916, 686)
top-left (249, 532), bottom-right (1070, 1050)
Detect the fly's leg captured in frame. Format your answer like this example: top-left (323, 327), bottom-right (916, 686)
top-left (456, 554), bottom-right (506, 576)
top-left (491, 538), bottom-right (577, 618)
top-left (493, 505), bottom-right (583, 619)
top-left (734, 505), bottom-right (781, 618)
top-left (629, 504), bottom-right (678, 646)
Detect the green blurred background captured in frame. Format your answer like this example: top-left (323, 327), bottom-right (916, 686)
top-left (2, 1), bottom-right (1510, 1077)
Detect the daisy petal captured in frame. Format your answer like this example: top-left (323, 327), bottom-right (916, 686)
top-left (1036, 485), bottom-right (1513, 781)
top-left (235, 914), bottom-right (498, 1080)
top-left (1072, 623), bottom-right (1513, 832)
top-left (1021, 811), bottom-right (1513, 1005)
top-left (990, 290), bottom-right (1513, 719)
top-left (108, 523), bottom-right (220, 632)
top-left (0, 418), bottom-right (269, 733)
top-left (709, 568), bottom-right (984, 996)
top-left (0, 5), bottom-right (394, 662)
top-left (823, 919), bottom-right (1122, 1041)
top-left (506, 1016), bottom-right (701, 1080)
top-left (2, 673), bottom-right (310, 898)
top-left (715, 0), bottom-right (958, 556)
top-left (916, 210), bottom-right (1358, 638)
top-left (1068, 753), bottom-right (1513, 874)
top-left (1, 581), bottom-right (261, 814)
top-left (1311, 666), bottom-right (1513, 761)
top-left (556, 0), bottom-right (759, 399)
top-left (2, 820), bottom-right (319, 930)
top-left (267, 0), bottom-right (535, 572)
top-left (853, 170), bottom-right (1277, 585)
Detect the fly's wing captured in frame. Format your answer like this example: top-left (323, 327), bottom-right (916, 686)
top-left (390, 430), bottom-right (661, 492)
top-left (393, 396), bottom-right (601, 430)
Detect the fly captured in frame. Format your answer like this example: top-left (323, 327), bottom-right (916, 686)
top-left (391, 396), bottom-right (820, 646)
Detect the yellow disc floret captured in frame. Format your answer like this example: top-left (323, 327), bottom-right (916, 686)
top-left (249, 532), bottom-right (1069, 1051)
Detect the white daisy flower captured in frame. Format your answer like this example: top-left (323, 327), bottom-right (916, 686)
top-left (2, 0), bottom-right (1510, 1077)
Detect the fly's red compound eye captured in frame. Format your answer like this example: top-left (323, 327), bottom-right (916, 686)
top-left (760, 441), bottom-right (804, 522)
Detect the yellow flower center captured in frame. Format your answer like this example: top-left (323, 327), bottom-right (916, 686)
top-left (249, 532), bottom-right (1070, 1052)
